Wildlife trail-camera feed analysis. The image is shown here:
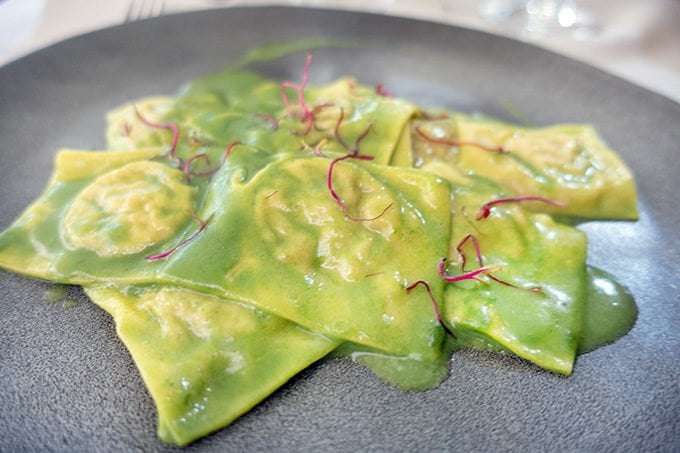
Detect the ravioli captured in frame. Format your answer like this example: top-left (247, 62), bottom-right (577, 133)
top-left (85, 284), bottom-right (339, 446)
top-left (412, 116), bottom-right (639, 220)
top-left (162, 150), bottom-right (452, 361)
top-left (0, 58), bottom-right (639, 446)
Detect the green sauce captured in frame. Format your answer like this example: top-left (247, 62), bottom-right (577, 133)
top-left (44, 284), bottom-right (79, 308)
top-left (44, 284), bottom-right (69, 303)
top-left (234, 39), bottom-right (362, 68)
top-left (578, 266), bottom-right (637, 353)
top-left (453, 266), bottom-right (637, 358)
top-left (332, 340), bottom-right (455, 392)
top-left (62, 299), bottom-right (79, 308)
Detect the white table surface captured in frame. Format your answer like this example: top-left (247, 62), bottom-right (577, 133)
top-left (0, 0), bottom-right (678, 103)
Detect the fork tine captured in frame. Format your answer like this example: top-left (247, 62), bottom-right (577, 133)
top-left (152, 0), bottom-right (165, 17)
top-left (125, 0), bottom-right (165, 23)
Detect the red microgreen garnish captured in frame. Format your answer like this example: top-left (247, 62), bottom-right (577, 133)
top-left (280, 53), bottom-right (314, 134)
top-left (415, 126), bottom-right (505, 153)
top-left (405, 280), bottom-right (455, 338)
top-left (311, 102), bottom-right (334, 132)
top-left (253, 113), bottom-right (279, 131)
top-left (122, 121), bottom-right (132, 137)
top-left (145, 211), bottom-right (211, 261)
top-left (185, 141), bottom-right (243, 179)
top-left (456, 233), bottom-right (483, 272)
top-left (182, 153), bottom-right (210, 181)
top-left (221, 141), bottom-right (243, 165)
top-left (327, 153), bottom-right (393, 222)
top-left (375, 83), bottom-right (393, 98)
top-left (475, 196), bottom-right (565, 220)
top-left (334, 107), bottom-right (373, 154)
top-left (326, 108), bottom-right (391, 221)
top-left (134, 106), bottom-right (180, 160)
top-left (438, 258), bottom-right (501, 283)
top-left (452, 234), bottom-right (543, 292)
top-left (455, 234), bottom-right (517, 289)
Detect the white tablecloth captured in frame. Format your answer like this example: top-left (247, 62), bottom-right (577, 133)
top-left (1, 0), bottom-right (678, 103)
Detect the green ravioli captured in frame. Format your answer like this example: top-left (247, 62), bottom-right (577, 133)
top-left (412, 116), bottom-right (638, 221)
top-left (162, 150), bottom-right (453, 361)
top-left (423, 162), bottom-right (587, 374)
top-left (85, 284), bottom-right (339, 446)
top-left (0, 145), bottom-right (453, 362)
top-left (106, 72), bottom-right (416, 169)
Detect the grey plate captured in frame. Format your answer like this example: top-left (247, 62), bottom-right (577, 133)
top-left (0, 6), bottom-right (678, 452)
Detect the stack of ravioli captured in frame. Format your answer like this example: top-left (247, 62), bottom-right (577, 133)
top-left (0, 65), bottom-right (638, 445)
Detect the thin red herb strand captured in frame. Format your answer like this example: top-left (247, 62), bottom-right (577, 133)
top-left (221, 141), bottom-right (243, 165)
top-left (280, 53), bottom-right (313, 132)
top-left (122, 121), bottom-right (132, 137)
top-left (253, 113), bottom-right (279, 131)
top-left (334, 107), bottom-right (373, 154)
top-left (453, 235), bottom-right (542, 292)
top-left (182, 153), bottom-right (210, 181)
top-left (327, 153), bottom-right (393, 222)
top-left (475, 196), bottom-right (566, 220)
top-left (280, 81), bottom-right (299, 117)
top-left (405, 280), bottom-right (456, 338)
top-left (438, 258), bottom-right (500, 283)
top-left (326, 109), bottom-right (390, 221)
top-left (134, 106), bottom-right (180, 160)
top-left (375, 83), bottom-right (393, 98)
top-left (415, 126), bottom-right (505, 153)
top-left (145, 211), bottom-right (210, 261)
top-left (183, 141), bottom-right (243, 179)
top-left (456, 233), bottom-right (483, 272)
top-left (311, 102), bottom-right (334, 132)
top-left (457, 234), bottom-right (519, 289)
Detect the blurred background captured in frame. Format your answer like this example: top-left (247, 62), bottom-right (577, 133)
top-left (0, 0), bottom-right (678, 102)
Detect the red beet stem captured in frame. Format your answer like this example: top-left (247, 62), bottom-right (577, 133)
top-left (414, 126), bottom-right (505, 153)
top-left (134, 106), bottom-right (180, 160)
top-left (182, 153), bottom-right (210, 181)
top-left (405, 280), bottom-right (456, 338)
top-left (253, 113), bottom-right (279, 131)
top-left (334, 107), bottom-right (373, 154)
top-left (438, 258), bottom-right (499, 283)
top-left (327, 152), bottom-right (392, 222)
top-left (456, 233), bottom-right (483, 272)
top-left (146, 211), bottom-right (210, 261)
top-left (476, 196), bottom-right (565, 220)
top-left (375, 83), bottom-right (394, 98)
top-left (221, 141), bottom-right (243, 165)
top-left (280, 53), bottom-right (314, 133)
top-left (449, 237), bottom-right (540, 291)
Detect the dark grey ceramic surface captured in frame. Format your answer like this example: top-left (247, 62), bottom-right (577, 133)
top-left (0, 7), bottom-right (678, 452)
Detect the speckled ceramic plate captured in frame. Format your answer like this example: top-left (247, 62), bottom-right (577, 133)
top-left (0, 7), bottom-right (678, 451)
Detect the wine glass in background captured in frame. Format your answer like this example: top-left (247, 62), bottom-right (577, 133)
top-left (478, 0), bottom-right (600, 38)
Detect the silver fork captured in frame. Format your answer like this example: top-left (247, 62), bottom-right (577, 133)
top-left (125, 0), bottom-right (166, 22)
